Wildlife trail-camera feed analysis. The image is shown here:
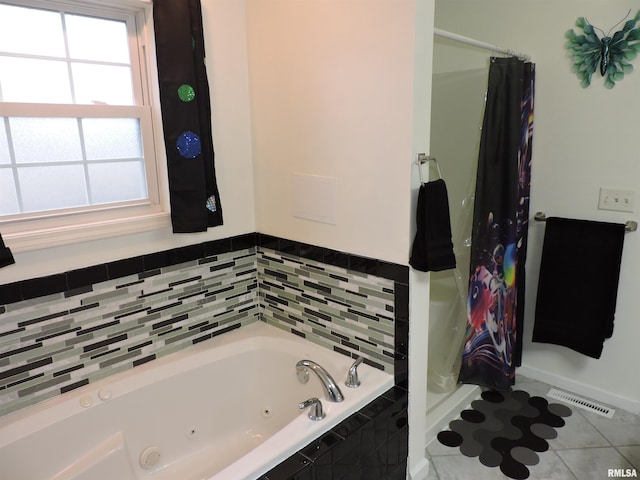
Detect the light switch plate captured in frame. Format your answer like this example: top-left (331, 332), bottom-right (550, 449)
top-left (598, 187), bottom-right (635, 213)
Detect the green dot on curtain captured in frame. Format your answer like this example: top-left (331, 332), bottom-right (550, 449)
top-left (178, 84), bottom-right (195, 102)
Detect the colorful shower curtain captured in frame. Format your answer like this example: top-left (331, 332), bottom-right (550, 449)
top-left (153, 0), bottom-right (223, 233)
top-left (459, 57), bottom-right (535, 391)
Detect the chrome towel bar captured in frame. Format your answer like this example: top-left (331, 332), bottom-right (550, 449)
top-left (534, 211), bottom-right (637, 232)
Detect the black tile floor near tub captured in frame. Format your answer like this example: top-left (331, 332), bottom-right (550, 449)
top-left (426, 377), bottom-right (640, 480)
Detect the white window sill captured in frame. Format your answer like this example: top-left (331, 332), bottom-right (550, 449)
top-left (3, 211), bottom-right (171, 253)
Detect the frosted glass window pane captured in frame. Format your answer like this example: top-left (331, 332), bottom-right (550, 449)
top-left (18, 165), bottom-right (88, 213)
top-left (72, 64), bottom-right (134, 105)
top-left (0, 120), bottom-right (9, 165)
top-left (0, 4), bottom-right (65, 57)
top-left (0, 169), bottom-right (19, 215)
top-left (11, 118), bottom-right (82, 164)
top-left (83, 118), bottom-right (143, 160)
top-left (0, 57), bottom-right (72, 104)
top-left (66, 15), bottom-right (130, 64)
top-left (88, 162), bottom-right (147, 204)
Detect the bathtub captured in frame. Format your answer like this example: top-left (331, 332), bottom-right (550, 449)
top-left (0, 321), bottom-right (393, 480)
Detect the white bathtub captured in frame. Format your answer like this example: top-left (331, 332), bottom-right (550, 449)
top-left (0, 322), bottom-right (393, 480)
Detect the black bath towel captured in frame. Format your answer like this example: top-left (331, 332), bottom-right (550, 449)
top-left (409, 179), bottom-right (456, 272)
top-left (0, 233), bottom-right (14, 269)
top-left (532, 217), bottom-right (626, 359)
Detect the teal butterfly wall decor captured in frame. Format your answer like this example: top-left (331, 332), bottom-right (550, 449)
top-left (565, 10), bottom-right (640, 88)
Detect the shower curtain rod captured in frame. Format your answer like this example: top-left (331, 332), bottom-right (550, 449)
top-left (434, 28), bottom-right (531, 62)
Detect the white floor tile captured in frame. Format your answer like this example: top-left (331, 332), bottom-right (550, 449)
top-left (426, 435), bottom-right (463, 457)
top-left (547, 409), bottom-right (611, 450)
top-left (581, 407), bottom-right (640, 446)
top-left (523, 450), bottom-right (577, 480)
top-left (430, 454), bottom-right (510, 480)
top-left (556, 447), bottom-right (635, 480)
top-left (618, 445), bottom-right (640, 470)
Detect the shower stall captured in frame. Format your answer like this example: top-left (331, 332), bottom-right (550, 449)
top-left (424, 34), bottom-right (491, 436)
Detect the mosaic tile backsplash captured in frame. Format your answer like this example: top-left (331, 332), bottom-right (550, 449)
top-left (258, 247), bottom-right (396, 372)
top-left (0, 233), bottom-right (408, 417)
top-left (0, 247), bottom-right (259, 416)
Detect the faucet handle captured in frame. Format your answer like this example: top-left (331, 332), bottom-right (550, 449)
top-left (345, 356), bottom-right (364, 388)
top-left (299, 397), bottom-right (325, 421)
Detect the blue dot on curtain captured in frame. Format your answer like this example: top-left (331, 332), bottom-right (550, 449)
top-left (176, 131), bottom-right (201, 158)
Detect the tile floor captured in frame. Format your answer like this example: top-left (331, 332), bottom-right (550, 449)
top-left (425, 377), bottom-right (640, 479)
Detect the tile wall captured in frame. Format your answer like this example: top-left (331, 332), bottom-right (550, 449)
top-left (257, 237), bottom-right (408, 380)
top-left (0, 233), bottom-right (409, 418)
top-left (0, 234), bottom-right (259, 416)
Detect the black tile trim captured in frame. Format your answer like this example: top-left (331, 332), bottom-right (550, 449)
top-left (1, 233), bottom-right (408, 306)
top-left (0, 282), bottom-right (22, 306)
top-left (262, 387), bottom-right (408, 480)
top-left (394, 283), bottom-right (409, 322)
top-left (257, 235), bottom-right (408, 282)
top-left (231, 233), bottom-right (257, 251)
top-left (21, 274), bottom-right (68, 300)
top-left (0, 235), bottom-right (252, 306)
top-left (67, 265), bottom-right (108, 290)
top-left (256, 233), bottom-right (280, 251)
top-left (143, 244), bottom-right (205, 271)
top-left (107, 256), bottom-right (144, 280)
top-left (203, 238), bottom-right (233, 258)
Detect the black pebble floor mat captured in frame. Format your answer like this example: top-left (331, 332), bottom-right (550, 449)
top-left (437, 389), bottom-right (572, 479)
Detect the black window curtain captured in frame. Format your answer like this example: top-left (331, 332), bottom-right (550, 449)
top-left (153, 0), bottom-right (223, 233)
top-left (0, 233), bottom-right (14, 269)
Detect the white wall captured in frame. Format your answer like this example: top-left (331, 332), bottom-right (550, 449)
top-left (0, 0), bottom-right (256, 285)
top-left (245, 2), bottom-right (434, 477)
top-left (246, 0), bottom-right (415, 265)
top-left (2, 1), bottom-right (436, 475)
top-left (410, 2), bottom-right (435, 478)
top-left (436, 0), bottom-right (640, 413)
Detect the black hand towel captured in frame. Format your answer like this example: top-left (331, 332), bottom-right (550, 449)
top-left (532, 217), bottom-right (626, 359)
top-left (0, 233), bottom-right (14, 269)
top-left (409, 179), bottom-right (456, 272)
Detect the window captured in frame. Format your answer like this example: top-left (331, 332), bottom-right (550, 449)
top-left (0, 0), bottom-right (168, 251)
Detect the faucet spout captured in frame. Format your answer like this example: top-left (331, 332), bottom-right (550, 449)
top-left (296, 359), bottom-right (344, 402)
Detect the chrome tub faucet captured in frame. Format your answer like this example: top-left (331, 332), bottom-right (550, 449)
top-left (296, 359), bottom-right (344, 402)
top-left (299, 397), bottom-right (325, 420)
top-left (345, 356), bottom-right (364, 388)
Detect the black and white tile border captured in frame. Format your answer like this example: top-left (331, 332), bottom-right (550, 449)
top-left (0, 233), bottom-right (409, 417)
top-left (258, 247), bottom-right (396, 372)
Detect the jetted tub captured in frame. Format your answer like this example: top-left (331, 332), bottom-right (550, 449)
top-left (0, 321), bottom-right (393, 480)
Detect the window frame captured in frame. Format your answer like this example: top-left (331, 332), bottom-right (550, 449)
top-left (0, 0), bottom-right (170, 253)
